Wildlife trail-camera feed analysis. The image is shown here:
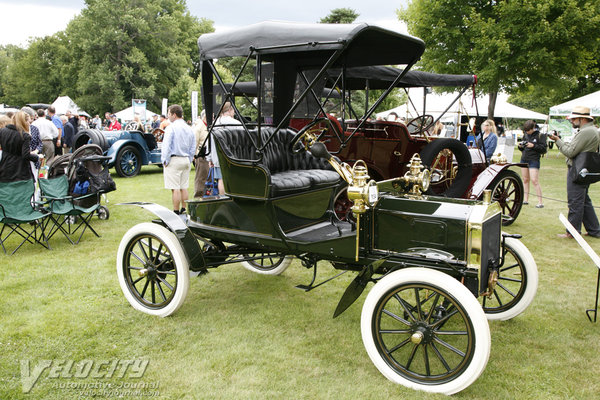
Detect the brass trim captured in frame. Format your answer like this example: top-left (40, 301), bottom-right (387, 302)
top-left (465, 202), bottom-right (502, 282)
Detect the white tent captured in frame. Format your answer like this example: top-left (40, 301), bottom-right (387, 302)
top-left (549, 90), bottom-right (600, 117)
top-left (51, 96), bottom-right (88, 116)
top-left (114, 106), bottom-right (157, 122)
top-left (380, 91), bottom-right (548, 121)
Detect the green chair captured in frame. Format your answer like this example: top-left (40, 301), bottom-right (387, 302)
top-left (0, 179), bottom-right (51, 254)
top-left (38, 175), bottom-right (101, 245)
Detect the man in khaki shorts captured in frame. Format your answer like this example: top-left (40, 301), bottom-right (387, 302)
top-left (161, 104), bottom-right (196, 215)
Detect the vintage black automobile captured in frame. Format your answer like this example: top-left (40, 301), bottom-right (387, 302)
top-left (116, 22), bottom-right (538, 395)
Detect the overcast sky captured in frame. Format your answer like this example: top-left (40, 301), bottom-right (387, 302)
top-left (0, 0), bottom-right (409, 47)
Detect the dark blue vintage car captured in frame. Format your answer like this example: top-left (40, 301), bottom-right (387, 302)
top-left (73, 128), bottom-right (162, 177)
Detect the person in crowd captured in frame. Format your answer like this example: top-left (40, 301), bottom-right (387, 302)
top-left (108, 114), bottom-right (122, 131)
top-left (387, 112), bottom-right (399, 122)
top-left (21, 107), bottom-right (43, 170)
top-left (0, 115), bottom-right (12, 162)
top-left (518, 120), bottom-right (546, 208)
top-left (209, 101), bottom-right (240, 195)
top-left (31, 109), bottom-right (58, 162)
top-left (103, 112), bottom-right (111, 129)
top-left (193, 110), bottom-right (209, 198)
top-left (161, 104), bottom-right (196, 216)
top-left (151, 114), bottom-right (160, 130)
top-left (477, 119), bottom-right (498, 159)
top-left (66, 110), bottom-right (79, 135)
top-left (79, 115), bottom-right (89, 130)
top-left (92, 114), bottom-right (102, 129)
top-left (132, 115), bottom-right (145, 131)
top-left (549, 106), bottom-right (600, 238)
top-left (0, 111), bottom-right (41, 182)
top-left (432, 120), bottom-right (444, 136)
top-left (159, 114), bottom-right (171, 130)
top-left (60, 115), bottom-right (75, 153)
top-left (497, 122), bottom-right (506, 137)
top-left (47, 106), bottom-right (63, 157)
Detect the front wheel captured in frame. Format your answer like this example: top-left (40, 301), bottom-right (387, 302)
top-left (117, 223), bottom-right (189, 317)
top-left (241, 254), bottom-right (293, 275)
top-left (361, 268), bottom-right (490, 395)
top-left (115, 145), bottom-right (142, 177)
top-left (487, 169), bottom-right (524, 226)
top-left (481, 237), bottom-right (538, 320)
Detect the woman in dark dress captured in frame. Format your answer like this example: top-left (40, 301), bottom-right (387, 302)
top-left (0, 111), bottom-right (41, 182)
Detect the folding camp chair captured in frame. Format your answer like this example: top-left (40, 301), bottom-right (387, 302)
top-left (0, 179), bottom-right (51, 254)
top-left (38, 175), bottom-right (101, 245)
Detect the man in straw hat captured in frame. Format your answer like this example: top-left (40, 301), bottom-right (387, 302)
top-left (549, 106), bottom-right (600, 238)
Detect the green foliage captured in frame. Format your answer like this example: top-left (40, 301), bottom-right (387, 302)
top-left (398, 0), bottom-right (600, 117)
top-left (0, 0), bottom-right (214, 116)
top-left (343, 89), bottom-right (407, 119)
top-left (319, 8), bottom-right (359, 24)
top-left (1, 36), bottom-right (70, 105)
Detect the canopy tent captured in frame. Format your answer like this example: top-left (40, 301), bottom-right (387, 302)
top-left (114, 106), bottom-right (157, 122)
top-left (549, 90), bottom-right (600, 117)
top-left (380, 91), bottom-right (547, 121)
top-left (51, 96), bottom-right (88, 116)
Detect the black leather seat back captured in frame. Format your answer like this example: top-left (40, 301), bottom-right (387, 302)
top-left (212, 126), bottom-right (339, 197)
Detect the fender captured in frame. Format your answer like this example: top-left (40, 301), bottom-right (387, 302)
top-left (106, 139), bottom-right (150, 166)
top-left (120, 202), bottom-right (206, 272)
top-left (466, 163), bottom-right (526, 199)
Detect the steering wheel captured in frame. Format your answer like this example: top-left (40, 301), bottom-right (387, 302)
top-left (289, 117), bottom-right (337, 154)
top-left (406, 114), bottom-right (435, 134)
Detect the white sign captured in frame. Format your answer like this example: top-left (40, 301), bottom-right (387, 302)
top-left (191, 91), bottom-right (198, 124)
top-left (161, 98), bottom-right (168, 117)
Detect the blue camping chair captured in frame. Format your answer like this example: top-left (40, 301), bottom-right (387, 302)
top-left (0, 179), bottom-right (51, 254)
top-left (38, 175), bottom-right (102, 244)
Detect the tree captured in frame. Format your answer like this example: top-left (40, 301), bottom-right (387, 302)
top-left (2, 35), bottom-right (71, 106)
top-left (398, 0), bottom-right (600, 118)
top-left (63, 0), bottom-right (213, 114)
top-left (319, 8), bottom-right (359, 24)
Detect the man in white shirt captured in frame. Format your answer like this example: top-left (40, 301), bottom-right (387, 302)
top-left (161, 104), bottom-right (196, 215)
top-left (31, 109), bottom-right (58, 161)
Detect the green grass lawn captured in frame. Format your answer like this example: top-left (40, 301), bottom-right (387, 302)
top-left (2, 149), bottom-right (600, 399)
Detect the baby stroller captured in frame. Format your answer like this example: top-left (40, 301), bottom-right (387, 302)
top-left (47, 145), bottom-right (116, 220)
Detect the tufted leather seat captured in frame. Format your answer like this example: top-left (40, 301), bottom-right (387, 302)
top-left (212, 126), bottom-right (340, 197)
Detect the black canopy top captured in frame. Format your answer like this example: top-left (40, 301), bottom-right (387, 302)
top-left (198, 21), bottom-right (425, 67)
top-left (325, 67), bottom-right (476, 90)
top-left (212, 68), bottom-right (476, 97)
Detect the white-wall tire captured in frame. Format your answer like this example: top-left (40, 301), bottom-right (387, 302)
top-left (361, 268), bottom-right (491, 395)
top-left (117, 222), bottom-right (189, 317)
top-left (481, 237), bottom-right (538, 321)
top-left (241, 254), bottom-right (293, 275)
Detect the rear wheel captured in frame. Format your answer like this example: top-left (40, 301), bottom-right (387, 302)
top-left (241, 254), bottom-right (293, 275)
top-left (117, 223), bottom-right (189, 317)
top-left (115, 145), bottom-right (142, 177)
top-left (361, 268), bottom-right (490, 395)
top-left (481, 237), bottom-right (538, 320)
top-left (486, 169), bottom-right (523, 226)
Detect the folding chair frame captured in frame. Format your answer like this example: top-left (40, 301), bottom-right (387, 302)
top-left (0, 206), bottom-right (50, 255)
top-left (44, 194), bottom-right (101, 245)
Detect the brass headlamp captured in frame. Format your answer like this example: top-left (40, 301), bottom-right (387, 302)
top-left (346, 161), bottom-right (379, 217)
top-left (396, 154), bottom-right (431, 197)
